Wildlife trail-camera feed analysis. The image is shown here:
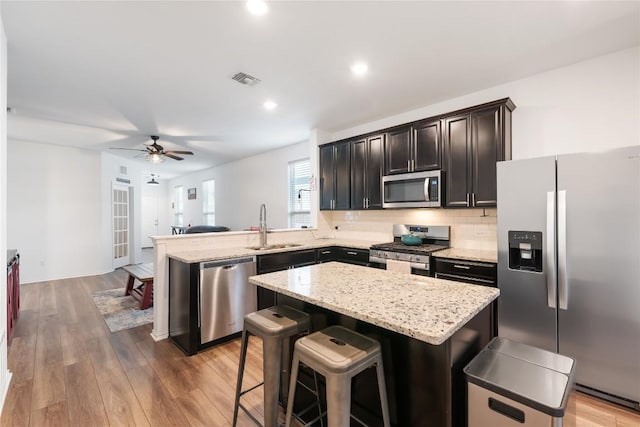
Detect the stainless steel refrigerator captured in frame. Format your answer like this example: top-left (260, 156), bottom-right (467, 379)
top-left (496, 145), bottom-right (640, 410)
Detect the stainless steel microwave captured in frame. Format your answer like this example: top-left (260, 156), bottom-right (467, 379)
top-left (382, 170), bottom-right (442, 208)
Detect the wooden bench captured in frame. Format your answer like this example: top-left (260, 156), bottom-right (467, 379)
top-left (122, 263), bottom-right (154, 310)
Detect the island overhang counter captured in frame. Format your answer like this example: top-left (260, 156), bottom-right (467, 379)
top-left (249, 262), bottom-right (499, 427)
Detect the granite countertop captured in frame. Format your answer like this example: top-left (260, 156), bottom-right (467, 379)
top-left (249, 262), bottom-right (499, 346)
top-left (432, 248), bottom-right (497, 264)
top-left (168, 238), bottom-right (381, 263)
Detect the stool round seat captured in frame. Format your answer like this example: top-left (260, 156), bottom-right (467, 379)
top-left (244, 305), bottom-right (311, 337)
top-left (233, 305), bottom-right (312, 427)
top-left (294, 325), bottom-right (381, 375)
top-left (285, 325), bottom-right (391, 427)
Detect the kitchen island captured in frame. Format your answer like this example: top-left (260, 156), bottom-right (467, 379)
top-left (249, 262), bottom-right (499, 427)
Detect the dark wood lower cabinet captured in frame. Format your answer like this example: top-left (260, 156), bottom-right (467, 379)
top-left (433, 257), bottom-right (498, 339)
top-left (257, 249), bottom-right (317, 309)
top-left (277, 293), bottom-right (492, 427)
top-left (257, 247), bottom-right (371, 308)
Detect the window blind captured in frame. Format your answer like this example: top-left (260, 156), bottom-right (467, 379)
top-left (202, 179), bottom-right (215, 225)
top-left (288, 159), bottom-right (311, 228)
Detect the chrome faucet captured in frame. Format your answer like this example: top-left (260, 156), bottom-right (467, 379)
top-left (259, 203), bottom-right (267, 247)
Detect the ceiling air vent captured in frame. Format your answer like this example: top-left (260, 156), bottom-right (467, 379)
top-left (232, 72), bottom-right (261, 87)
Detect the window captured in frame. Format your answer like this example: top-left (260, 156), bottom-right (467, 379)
top-left (288, 158), bottom-right (311, 228)
top-left (202, 179), bottom-right (215, 225)
top-left (174, 186), bottom-right (184, 226)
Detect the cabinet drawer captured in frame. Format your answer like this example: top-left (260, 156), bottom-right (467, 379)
top-left (316, 247), bottom-right (335, 263)
top-left (257, 249), bottom-right (317, 273)
top-left (335, 247), bottom-right (370, 265)
top-left (433, 258), bottom-right (496, 286)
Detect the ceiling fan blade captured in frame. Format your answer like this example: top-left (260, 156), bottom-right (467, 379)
top-left (164, 150), bottom-right (194, 155)
top-left (109, 147), bottom-right (147, 152)
top-left (163, 153), bottom-right (184, 161)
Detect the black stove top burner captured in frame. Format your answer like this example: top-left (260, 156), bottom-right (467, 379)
top-left (370, 242), bottom-right (448, 255)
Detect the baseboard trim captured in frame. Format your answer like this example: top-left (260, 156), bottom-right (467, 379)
top-left (151, 329), bottom-right (168, 342)
top-left (0, 370), bottom-right (13, 415)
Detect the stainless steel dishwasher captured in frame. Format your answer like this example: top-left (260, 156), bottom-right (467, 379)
top-left (199, 256), bottom-right (257, 345)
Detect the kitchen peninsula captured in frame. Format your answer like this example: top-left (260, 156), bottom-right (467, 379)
top-left (249, 262), bottom-right (499, 427)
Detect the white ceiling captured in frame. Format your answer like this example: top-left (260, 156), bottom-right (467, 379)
top-left (3, 1), bottom-right (639, 178)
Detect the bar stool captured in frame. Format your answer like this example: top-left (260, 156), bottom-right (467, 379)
top-left (232, 305), bottom-right (314, 427)
top-left (285, 325), bottom-right (391, 427)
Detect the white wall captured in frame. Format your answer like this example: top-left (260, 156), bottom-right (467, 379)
top-left (141, 178), bottom-right (170, 247)
top-left (7, 141), bottom-right (105, 283)
top-left (330, 46), bottom-right (640, 158)
top-left (169, 141), bottom-right (310, 231)
top-left (6, 145), bottom-right (153, 283)
top-left (0, 12), bottom-right (11, 413)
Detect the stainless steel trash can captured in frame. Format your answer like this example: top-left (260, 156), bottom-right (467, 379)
top-left (464, 337), bottom-right (576, 427)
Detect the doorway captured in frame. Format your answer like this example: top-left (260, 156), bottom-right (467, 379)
top-left (141, 183), bottom-right (160, 248)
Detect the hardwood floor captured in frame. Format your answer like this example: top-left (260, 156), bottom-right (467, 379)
top-left (2, 269), bottom-right (639, 426)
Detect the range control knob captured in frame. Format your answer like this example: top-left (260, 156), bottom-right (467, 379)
top-left (394, 254), bottom-right (400, 260)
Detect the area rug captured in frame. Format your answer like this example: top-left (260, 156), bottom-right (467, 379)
top-left (91, 288), bottom-right (153, 333)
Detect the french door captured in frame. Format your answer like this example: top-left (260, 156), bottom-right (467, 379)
top-left (112, 184), bottom-right (131, 268)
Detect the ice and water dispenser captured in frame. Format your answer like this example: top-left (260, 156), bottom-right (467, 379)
top-left (508, 231), bottom-right (543, 272)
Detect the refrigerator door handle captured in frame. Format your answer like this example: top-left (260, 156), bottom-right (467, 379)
top-left (546, 191), bottom-right (557, 308)
top-left (558, 190), bottom-right (568, 310)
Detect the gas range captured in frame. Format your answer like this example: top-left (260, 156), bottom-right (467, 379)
top-left (369, 224), bottom-right (450, 274)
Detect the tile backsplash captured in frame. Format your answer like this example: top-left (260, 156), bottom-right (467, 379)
top-left (319, 208), bottom-right (497, 250)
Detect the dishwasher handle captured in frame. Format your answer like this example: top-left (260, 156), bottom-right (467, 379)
top-left (201, 256), bottom-right (256, 270)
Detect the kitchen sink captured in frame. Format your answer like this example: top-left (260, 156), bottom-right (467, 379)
top-left (245, 243), bottom-right (303, 251)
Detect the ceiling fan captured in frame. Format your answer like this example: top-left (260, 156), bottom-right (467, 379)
top-left (110, 135), bottom-right (194, 163)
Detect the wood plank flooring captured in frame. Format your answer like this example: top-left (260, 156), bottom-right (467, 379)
top-left (2, 269), bottom-right (639, 426)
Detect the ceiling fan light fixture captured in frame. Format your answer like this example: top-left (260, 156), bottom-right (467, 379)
top-left (147, 174), bottom-right (160, 185)
top-left (147, 153), bottom-right (164, 164)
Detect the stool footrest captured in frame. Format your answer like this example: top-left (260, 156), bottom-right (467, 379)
top-left (237, 402), bottom-right (263, 426)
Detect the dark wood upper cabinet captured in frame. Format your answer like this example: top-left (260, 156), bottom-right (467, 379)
top-left (385, 121), bottom-right (441, 175)
top-left (366, 135), bottom-right (384, 208)
top-left (351, 138), bottom-right (366, 209)
top-left (319, 141), bottom-right (351, 210)
top-left (319, 144), bottom-right (334, 210)
top-left (442, 99), bottom-right (515, 208)
top-left (413, 120), bottom-right (441, 171)
top-left (322, 98), bottom-right (514, 210)
top-left (443, 114), bottom-right (471, 207)
top-left (384, 127), bottom-right (412, 175)
top-left (472, 106), bottom-right (501, 207)
top-left (351, 134), bottom-right (384, 209)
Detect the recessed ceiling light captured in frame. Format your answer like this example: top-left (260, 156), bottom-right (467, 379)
top-left (264, 100), bottom-right (277, 111)
top-left (246, 0), bottom-right (268, 16)
top-left (351, 61), bottom-right (369, 76)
